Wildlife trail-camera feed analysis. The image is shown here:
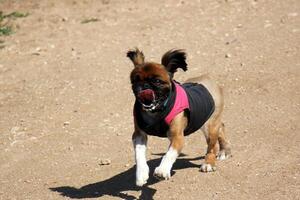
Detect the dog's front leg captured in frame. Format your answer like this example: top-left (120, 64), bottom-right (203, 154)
top-left (132, 130), bottom-right (149, 186)
top-left (154, 113), bottom-right (186, 180)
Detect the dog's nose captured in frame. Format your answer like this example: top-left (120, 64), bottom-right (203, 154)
top-left (138, 89), bottom-right (155, 103)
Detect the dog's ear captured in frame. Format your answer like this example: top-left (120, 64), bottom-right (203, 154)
top-left (161, 49), bottom-right (187, 74)
top-left (127, 48), bottom-right (145, 67)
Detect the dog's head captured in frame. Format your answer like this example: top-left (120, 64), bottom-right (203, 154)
top-left (127, 48), bottom-right (187, 111)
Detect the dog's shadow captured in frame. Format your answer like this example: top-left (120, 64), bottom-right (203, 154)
top-left (50, 154), bottom-right (204, 200)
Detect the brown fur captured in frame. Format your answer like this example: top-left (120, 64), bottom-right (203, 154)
top-left (168, 112), bottom-right (188, 152)
top-left (130, 62), bottom-right (170, 86)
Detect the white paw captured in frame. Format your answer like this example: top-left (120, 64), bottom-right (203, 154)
top-left (153, 166), bottom-right (171, 180)
top-left (200, 163), bottom-right (216, 172)
top-left (217, 149), bottom-right (231, 161)
top-left (136, 164), bottom-right (149, 186)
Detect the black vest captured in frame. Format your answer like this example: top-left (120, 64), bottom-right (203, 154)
top-left (134, 82), bottom-right (215, 137)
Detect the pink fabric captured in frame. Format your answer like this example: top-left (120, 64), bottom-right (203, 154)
top-left (165, 83), bottom-right (189, 125)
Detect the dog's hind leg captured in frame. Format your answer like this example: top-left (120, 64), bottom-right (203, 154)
top-left (200, 120), bottom-right (220, 172)
top-left (200, 120), bottom-right (231, 172)
top-left (217, 123), bottom-right (231, 160)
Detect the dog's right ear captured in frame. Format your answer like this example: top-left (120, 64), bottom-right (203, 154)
top-left (127, 48), bottom-right (145, 67)
top-left (161, 49), bottom-right (187, 74)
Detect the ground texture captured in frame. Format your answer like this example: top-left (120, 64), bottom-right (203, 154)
top-left (0, 0), bottom-right (299, 199)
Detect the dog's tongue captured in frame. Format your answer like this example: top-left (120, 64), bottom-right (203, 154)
top-left (138, 89), bottom-right (155, 104)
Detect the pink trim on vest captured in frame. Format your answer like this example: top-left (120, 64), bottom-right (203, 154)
top-left (165, 83), bottom-right (189, 125)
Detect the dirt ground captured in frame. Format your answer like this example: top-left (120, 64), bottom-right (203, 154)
top-left (0, 0), bottom-right (299, 199)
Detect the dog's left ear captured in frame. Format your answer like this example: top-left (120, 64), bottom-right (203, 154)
top-left (127, 48), bottom-right (145, 67)
top-left (161, 49), bottom-right (187, 75)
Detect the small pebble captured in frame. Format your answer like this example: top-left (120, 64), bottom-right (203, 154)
top-left (225, 53), bottom-right (232, 58)
top-left (63, 121), bottom-right (70, 126)
top-left (99, 159), bottom-right (111, 165)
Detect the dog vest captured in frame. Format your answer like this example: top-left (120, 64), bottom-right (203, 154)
top-left (134, 81), bottom-right (215, 137)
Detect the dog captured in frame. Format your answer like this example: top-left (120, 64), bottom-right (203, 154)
top-left (127, 48), bottom-right (231, 186)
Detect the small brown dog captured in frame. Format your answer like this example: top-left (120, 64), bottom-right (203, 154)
top-left (127, 48), bottom-right (231, 186)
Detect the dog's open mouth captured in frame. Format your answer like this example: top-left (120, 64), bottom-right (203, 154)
top-left (137, 89), bottom-right (156, 109)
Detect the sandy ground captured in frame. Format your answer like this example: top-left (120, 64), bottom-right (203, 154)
top-left (0, 0), bottom-right (299, 199)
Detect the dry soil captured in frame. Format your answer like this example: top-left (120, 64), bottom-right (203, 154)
top-left (0, 0), bottom-right (299, 199)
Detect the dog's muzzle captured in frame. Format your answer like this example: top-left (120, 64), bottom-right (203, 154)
top-left (137, 89), bottom-right (158, 110)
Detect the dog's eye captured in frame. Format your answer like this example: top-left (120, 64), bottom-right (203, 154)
top-left (151, 78), bottom-right (163, 85)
